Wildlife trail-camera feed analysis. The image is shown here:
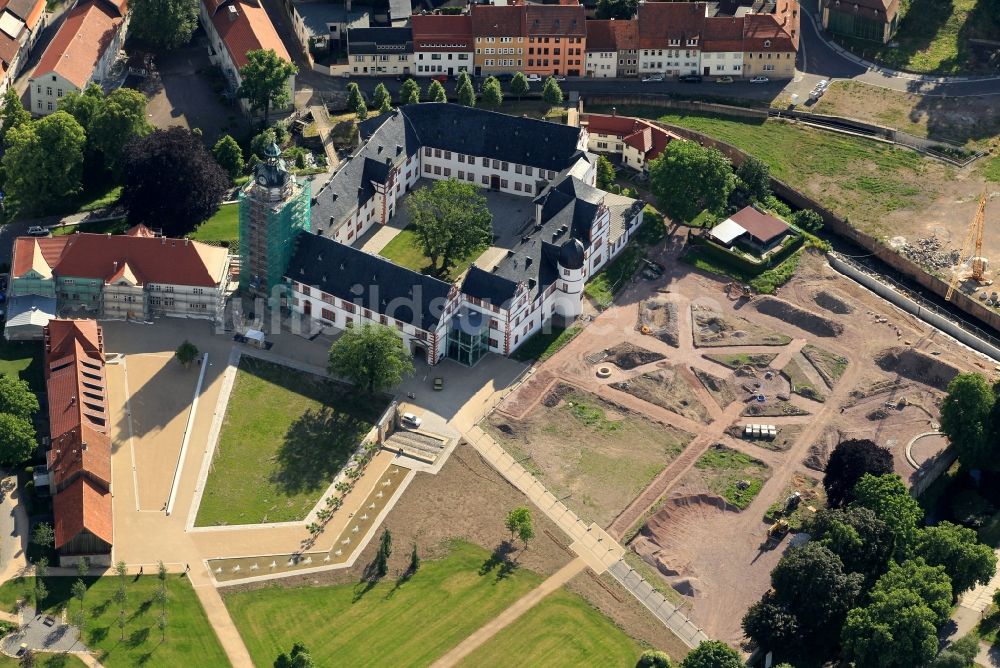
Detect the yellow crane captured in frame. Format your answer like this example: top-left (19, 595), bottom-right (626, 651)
top-left (945, 191), bottom-right (989, 302)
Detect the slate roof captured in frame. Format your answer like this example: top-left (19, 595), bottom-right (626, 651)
top-left (3, 294), bottom-right (55, 332)
top-left (286, 232), bottom-right (454, 331)
top-left (461, 265), bottom-right (519, 306)
top-left (346, 27), bottom-right (413, 54)
top-left (311, 105), bottom-right (584, 234)
top-left (294, 2), bottom-right (369, 36)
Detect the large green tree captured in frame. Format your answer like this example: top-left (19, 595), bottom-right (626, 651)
top-left (88, 87), bottom-right (151, 171)
top-left (873, 558), bottom-right (953, 625)
top-left (347, 82), bottom-right (368, 121)
top-left (212, 134), bottom-right (244, 180)
top-left (808, 506), bottom-right (893, 582)
top-left (850, 474), bottom-right (923, 560)
top-left (59, 83), bottom-right (104, 131)
top-left (915, 521), bottom-right (997, 596)
top-left (405, 178), bottom-right (492, 277)
top-left (121, 127), bottom-right (229, 237)
top-left (327, 324), bottom-right (414, 393)
top-left (427, 80), bottom-right (447, 103)
top-left (842, 587), bottom-right (939, 668)
top-left (735, 156), bottom-right (771, 203)
top-left (0, 413), bottom-right (35, 466)
top-left (457, 77), bottom-right (476, 107)
top-left (237, 49), bottom-right (298, 126)
top-left (0, 375), bottom-right (39, 419)
top-left (128, 0), bottom-right (199, 49)
top-left (542, 77), bottom-right (563, 105)
top-left (648, 141), bottom-right (734, 223)
top-left (510, 72), bottom-right (530, 100)
top-left (400, 79), bottom-right (421, 105)
top-left (596, 0), bottom-right (638, 19)
top-left (823, 438), bottom-right (894, 508)
top-left (372, 83), bottom-right (391, 113)
top-left (2, 111), bottom-right (85, 213)
top-left (680, 640), bottom-right (743, 668)
top-left (481, 76), bottom-right (503, 109)
top-left (940, 372), bottom-right (995, 470)
top-left (596, 155), bottom-right (616, 190)
top-left (0, 88), bottom-right (29, 147)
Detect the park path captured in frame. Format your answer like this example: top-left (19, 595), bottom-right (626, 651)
top-left (192, 582), bottom-right (254, 668)
top-left (429, 557), bottom-right (588, 668)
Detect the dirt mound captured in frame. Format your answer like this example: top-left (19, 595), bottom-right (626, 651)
top-left (638, 298), bottom-right (680, 347)
top-left (813, 290), bottom-right (855, 315)
top-left (754, 296), bottom-right (844, 337)
top-left (691, 304), bottom-right (791, 347)
top-left (604, 342), bottom-right (666, 370)
top-left (874, 347), bottom-right (961, 391)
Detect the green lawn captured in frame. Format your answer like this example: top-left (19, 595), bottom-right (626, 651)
top-left (834, 0), bottom-right (997, 74)
top-left (0, 338), bottom-right (44, 391)
top-left (189, 203), bottom-right (239, 244)
top-left (0, 576), bottom-right (228, 668)
top-left (982, 154), bottom-right (1000, 183)
top-left (600, 107), bottom-right (941, 238)
top-left (456, 588), bottom-right (644, 668)
top-left (225, 542), bottom-right (546, 667)
top-left (379, 227), bottom-right (484, 281)
top-left (52, 218), bottom-right (129, 237)
top-left (695, 444), bottom-right (769, 509)
top-left (195, 357), bottom-right (387, 526)
top-left (585, 246), bottom-right (643, 308)
top-left (0, 654), bottom-right (87, 668)
top-left (511, 324), bottom-right (582, 363)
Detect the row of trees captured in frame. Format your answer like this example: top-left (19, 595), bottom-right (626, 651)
top-left (744, 444), bottom-right (996, 667)
top-left (647, 141), bottom-right (823, 232)
top-left (635, 640), bottom-right (746, 668)
top-left (346, 72), bottom-right (565, 122)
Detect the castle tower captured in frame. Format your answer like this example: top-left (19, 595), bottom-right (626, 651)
top-left (554, 238), bottom-right (586, 318)
top-left (238, 142), bottom-right (312, 302)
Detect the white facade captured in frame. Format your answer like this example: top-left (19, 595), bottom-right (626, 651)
top-left (585, 50), bottom-right (617, 78)
top-left (351, 52), bottom-right (413, 75)
top-left (638, 47), bottom-right (701, 76)
top-left (414, 50), bottom-right (472, 74)
top-left (701, 50), bottom-right (743, 74)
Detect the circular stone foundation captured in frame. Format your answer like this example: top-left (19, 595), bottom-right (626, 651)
top-left (596, 366), bottom-right (612, 379)
top-left (906, 432), bottom-right (948, 470)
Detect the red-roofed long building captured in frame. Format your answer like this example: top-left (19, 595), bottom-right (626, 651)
top-left (199, 0), bottom-right (294, 116)
top-left (8, 225), bottom-right (233, 332)
top-left (412, 14), bottom-right (473, 76)
top-left (29, 0), bottom-right (129, 115)
top-left (44, 318), bottom-right (113, 566)
top-left (580, 111), bottom-right (681, 171)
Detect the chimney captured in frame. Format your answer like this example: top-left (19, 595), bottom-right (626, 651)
top-left (612, 106), bottom-right (616, 116)
top-left (184, 238), bottom-right (189, 246)
top-left (113, 261), bottom-right (118, 272)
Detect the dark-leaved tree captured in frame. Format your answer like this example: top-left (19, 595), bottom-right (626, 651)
top-left (121, 127), bottom-right (229, 237)
top-left (823, 438), bottom-right (893, 507)
top-left (940, 372), bottom-right (996, 470)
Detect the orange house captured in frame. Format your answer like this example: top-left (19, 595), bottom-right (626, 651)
top-left (524, 3), bottom-right (586, 77)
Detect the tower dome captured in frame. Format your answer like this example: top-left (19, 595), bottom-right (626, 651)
top-left (558, 238), bottom-right (585, 270)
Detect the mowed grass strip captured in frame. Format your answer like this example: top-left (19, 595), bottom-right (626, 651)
top-left (379, 227), bottom-right (485, 281)
top-left (189, 202), bottom-right (240, 244)
top-left (225, 542), bottom-right (544, 667)
top-left (0, 576), bottom-right (228, 668)
top-left (0, 653), bottom-right (88, 668)
top-left (456, 588), bottom-right (644, 668)
top-left (0, 338), bottom-right (44, 391)
top-left (195, 357), bottom-right (386, 525)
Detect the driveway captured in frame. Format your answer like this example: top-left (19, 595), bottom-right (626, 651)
top-left (1, 609), bottom-right (84, 655)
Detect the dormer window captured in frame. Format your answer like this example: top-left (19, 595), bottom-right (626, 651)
top-left (686, 38), bottom-right (698, 46)
top-left (764, 40), bottom-right (771, 47)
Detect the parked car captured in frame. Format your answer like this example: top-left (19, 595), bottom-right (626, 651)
top-left (526, 73), bottom-right (542, 82)
top-left (716, 75), bottom-right (734, 84)
top-left (678, 74), bottom-right (702, 83)
top-left (552, 75), bottom-right (566, 82)
top-left (26, 226), bottom-right (48, 237)
top-left (431, 73), bottom-right (448, 82)
top-left (641, 73), bottom-right (664, 82)
top-left (433, 377), bottom-right (444, 391)
top-left (401, 412), bottom-right (422, 429)
top-left (815, 79), bottom-right (830, 90)
top-left (749, 75), bottom-right (770, 84)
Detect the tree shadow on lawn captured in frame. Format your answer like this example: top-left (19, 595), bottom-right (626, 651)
top-left (352, 558), bottom-right (387, 603)
top-left (479, 541), bottom-right (520, 581)
top-left (271, 407), bottom-right (372, 496)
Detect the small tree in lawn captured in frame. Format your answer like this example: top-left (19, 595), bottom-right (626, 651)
top-left (114, 561), bottom-right (128, 639)
top-left (32, 522), bottom-right (53, 549)
top-left (510, 72), bottom-right (530, 100)
top-left (518, 513), bottom-right (535, 550)
top-left (481, 76), bottom-right (503, 109)
top-left (542, 77), bottom-right (563, 105)
top-left (347, 83), bottom-right (368, 121)
top-left (372, 83), bottom-right (392, 113)
top-left (71, 579), bottom-right (87, 614)
top-left (212, 134), bottom-right (245, 181)
top-left (375, 528), bottom-right (393, 578)
top-left (328, 324), bottom-right (414, 393)
top-left (175, 340), bottom-right (199, 368)
top-left (155, 560), bottom-right (169, 639)
top-left (636, 650), bottom-right (673, 668)
top-left (457, 77), bottom-right (476, 107)
top-left (401, 78), bottom-right (421, 105)
top-left (77, 557), bottom-right (89, 579)
top-left (428, 80), bottom-right (447, 103)
top-left (274, 642), bottom-right (315, 668)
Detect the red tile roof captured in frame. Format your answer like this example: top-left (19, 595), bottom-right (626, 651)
top-left (584, 19), bottom-right (616, 51)
top-left (525, 4), bottom-right (585, 37)
top-left (730, 206), bottom-right (790, 244)
top-left (33, 0), bottom-right (125, 88)
top-left (5, 0), bottom-right (47, 29)
top-left (13, 233), bottom-right (228, 288)
top-left (45, 318), bottom-right (103, 361)
top-left (820, 0), bottom-right (896, 23)
top-left (470, 4), bottom-right (525, 37)
top-left (611, 19), bottom-right (638, 50)
top-left (637, 2), bottom-right (707, 49)
top-left (411, 14), bottom-right (474, 51)
top-left (583, 113), bottom-right (680, 162)
top-left (205, 0), bottom-right (291, 71)
top-left (48, 424), bottom-right (112, 490)
top-left (52, 476), bottom-right (113, 550)
top-left (703, 16), bottom-right (745, 52)
top-left (743, 13), bottom-right (797, 51)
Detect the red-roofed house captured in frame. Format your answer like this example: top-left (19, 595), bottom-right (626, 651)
top-left (524, 4), bottom-right (586, 77)
top-left (0, 0), bottom-right (47, 95)
top-left (8, 229), bottom-right (233, 325)
top-left (44, 319), bottom-right (112, 566)
top-left (703, 16), bottom-right (745, 76)
top-left (637, 2), bottom-right (706, 76)
top-left (471, 4), bottom-right (525, 76)
top-left (412, 14), bottom-right (473, 76)
top-left (199, 0), bottom-right (294, 116)
top-left (29, 0), bottom-right (129, 115)
top-left (584, 19), bottom-right (617, 78)
top-left (821, 0), bottom-right (897, 43)
top-left (580, 111), bottom-right (681, 171)
top-left (613, 19), bottom-right (638, 77)
top-left (743, 0), bottom-right (799, 78)
top-left (710, 205), bottom-right (793, 252)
